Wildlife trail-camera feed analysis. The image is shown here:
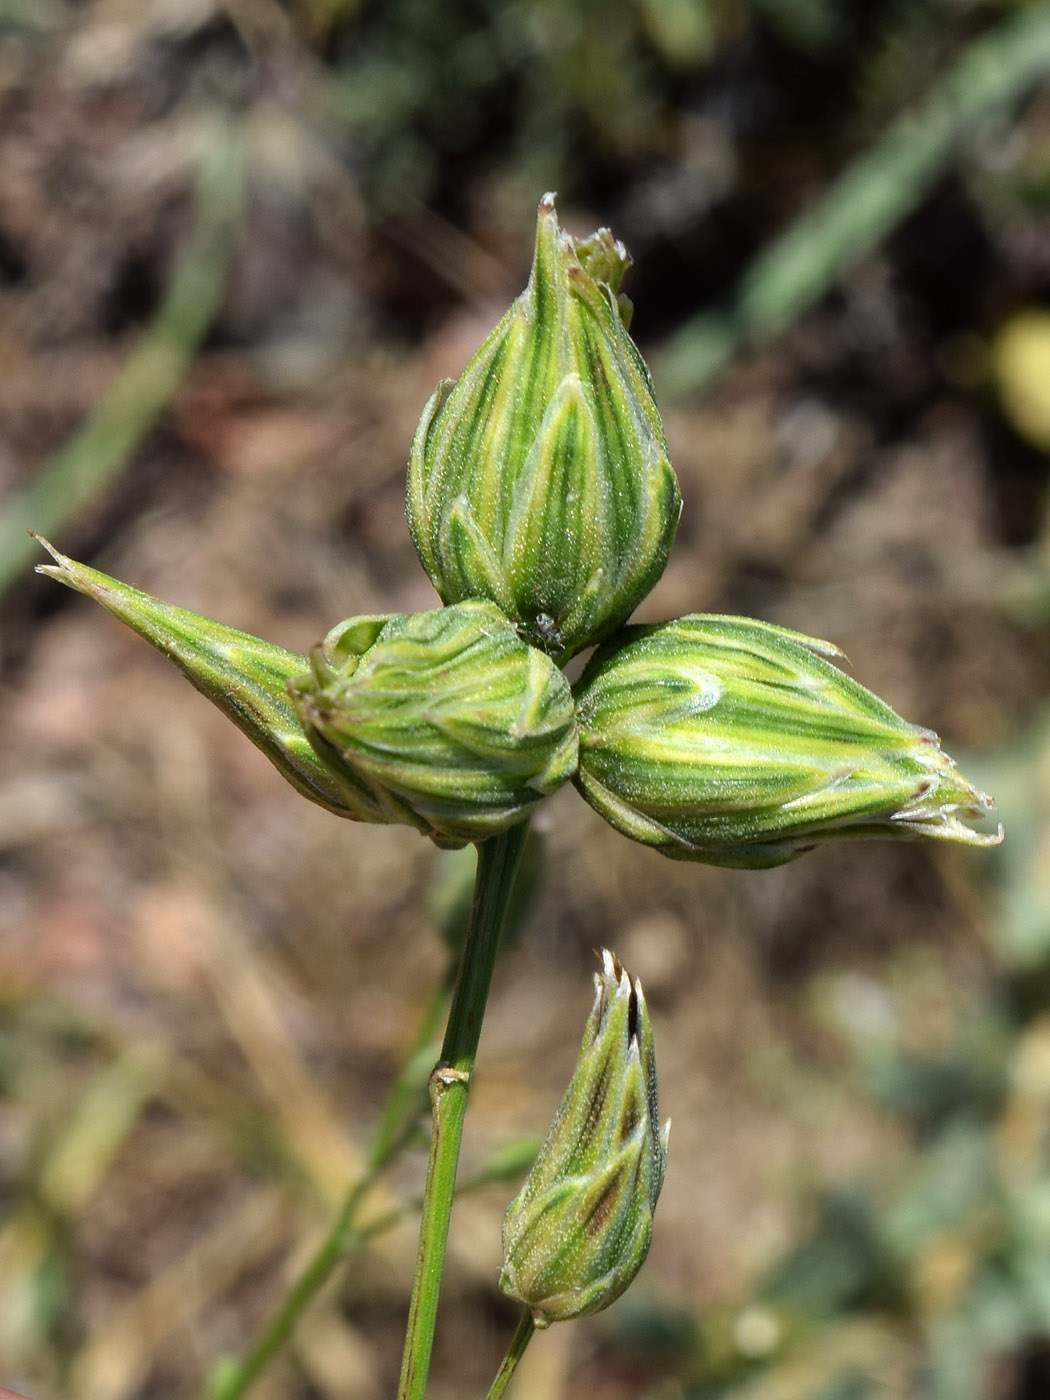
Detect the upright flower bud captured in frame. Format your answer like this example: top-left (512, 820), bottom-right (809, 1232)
top-left (500, 950), bottom-right (668, 1327)
top-left (406, 194), bottom-right (681, 664)
top-left (33, 538), bottom-right (358, 817)
top-left (288, 601), bottom-right (578, 848)
top-left (573, 615), bottom-right (1002, 869)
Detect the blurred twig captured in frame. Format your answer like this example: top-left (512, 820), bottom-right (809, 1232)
top-left (0, 116), bottom-right (245, 598)
top-left (206, 1018), bottom-right (540, 1399)
top-left (651, 2), bottom-right (1050, 400)
top-left (0, 1045), bottom-right (168, 1375)
top-left (69, 1188), bottom-right (291, 1400)
top-left (206, 1023), bottom-right (540, 1398)
top-left (206, 981), bottom-right (447, 1400)
top-left (205, 952), bottom-right (537, 1398)
top-left (151, 719), bottom-right (367, 1208)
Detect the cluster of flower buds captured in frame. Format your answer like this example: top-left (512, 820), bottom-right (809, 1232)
top-left (36, 194), bottom-right (1000, 872)
top-left (36, 191), bottom-right (1004, 1327)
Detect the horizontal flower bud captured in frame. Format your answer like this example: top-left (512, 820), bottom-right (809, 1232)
top-left (573, 615), bottom-right (1002, 868)
top-left (500, 950), bottom-right (668, 1326)
top-left (406, 193), bottom-right (681, 663)
top-left (289, 601), bottom-right (578, 847)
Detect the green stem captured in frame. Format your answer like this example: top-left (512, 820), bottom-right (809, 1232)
top-left (211, 1136), bottom-right (532, 1400)
top-left (485, 1309), bottom-right (537, 1400)
top-left (397, 822), bottom-right (531, 1400)
top-left (209, 1172), bottom-right (373, 1400)
top-left (208, 981), bottom-right (448, 1400)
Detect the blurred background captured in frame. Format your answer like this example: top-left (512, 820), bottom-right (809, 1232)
top-left (3, 1), bottom-right (1050, 1397)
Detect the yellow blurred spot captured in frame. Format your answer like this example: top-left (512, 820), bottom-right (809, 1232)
top-left (993, 311), bottom-right (1050, 451)
top-left (912, 1229), bottom-right (975, 1316)
top-left (734, 1302), bottom-right (782, 1359)
top-left (997, 1016), bottom-right (1050, 1183)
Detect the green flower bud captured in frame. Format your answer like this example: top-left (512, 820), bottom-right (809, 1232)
top-left (406, 193), bottom-right (682, 664)
top-left (500, 950), bottom-right (668, 1327)
top-left (573, 615), bottom-right (1003, 869)
top-left (33, 537), bottom-right (358, 817)
top-left (288, 601), bottom-right (578, 848)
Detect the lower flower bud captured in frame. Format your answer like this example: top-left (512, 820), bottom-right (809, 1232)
top-left (289, 601), bottom-right (578, 848)
top-left (500, 950), bottom-right (669, 1326)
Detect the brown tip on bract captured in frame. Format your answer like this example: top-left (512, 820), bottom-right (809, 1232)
top-left (31, 534), bottom-right (76, 584)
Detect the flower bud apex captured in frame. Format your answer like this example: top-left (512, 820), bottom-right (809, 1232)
top-left (573, 615), bottom-right (1003, 869)
top-left (500, 950), bottom-right (668, 1327)
top-left (33, 538), bottom-right (358, 817)
top-left (406, 193), bottom-right (682, 664)
top-left (289, 601), bottom-right (578, 848)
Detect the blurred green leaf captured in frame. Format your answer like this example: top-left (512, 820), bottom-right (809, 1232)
top-left (764, 1192), bottom-right (893, 1317)
top-left (0, 117), bottom-right (245, 598)
top-left (653, 1), bottom-right (1050, 398)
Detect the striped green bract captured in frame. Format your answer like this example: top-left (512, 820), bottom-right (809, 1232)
top-left (573, 614), bottom-right (1000, 869)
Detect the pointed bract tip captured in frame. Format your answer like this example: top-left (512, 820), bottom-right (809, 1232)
top-left (32, 533), bottom-right (71, 575)
top-left (599, 946), bottom-right (624, 985)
